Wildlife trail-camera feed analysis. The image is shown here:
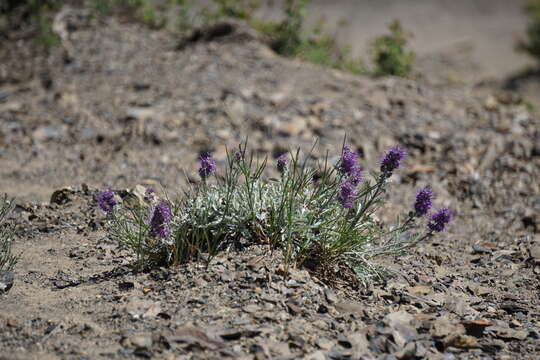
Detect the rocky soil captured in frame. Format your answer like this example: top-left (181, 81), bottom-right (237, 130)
top-left (0, 9), bottom-right (539, 360)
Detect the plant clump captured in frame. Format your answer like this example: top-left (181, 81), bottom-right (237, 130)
top-left (254, 0), bottom-right (366, 74)
top-left (0, 195), bottom-right (18, 272)
top-left (371, 19), bottom-right (415, 77)
top-left (100, 141), bottom-right (453, 284)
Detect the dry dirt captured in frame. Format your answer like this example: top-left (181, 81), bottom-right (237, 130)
top-left (0, 4), bottom-right (539, 360)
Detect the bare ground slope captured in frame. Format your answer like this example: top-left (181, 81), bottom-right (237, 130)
top-left (0, 15), bottom-right (539, 360)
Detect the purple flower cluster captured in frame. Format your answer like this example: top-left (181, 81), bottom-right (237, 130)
top-left (277, 153), bottom-right (288, 174)
top-left (338, 180), bottom-right (356, 209)
top-left (98, 188), bottom-right (117, 214)
top-left (380, 146), bottom-right (407, 175)
top-left (411, 186), bottom-right (452, 232)
top-left (427, 207), bottom-right (453, 233)
top-left (339, 147), bottom-right (364, 183)
top-left (145, 187), bottom-right (156, 202)
top-left (336, 146), bottom-right (365, 208)
top-left (149, 200), bottom-right (172, 238)
top-left (198, 154), bottom-right (216, 180)
top-left (234, 151), bottom-right (243, 163)
top-left (350, 167), bottom-right (364, 185)
top-left (414, 187), bottom-right (434, 216)
top-left (339, 146), bottom-right (357, 175)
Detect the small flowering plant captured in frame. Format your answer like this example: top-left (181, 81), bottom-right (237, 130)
top-left (98, 188), bottom-right (117, 214)
top-left (198, 153), bottom-right (217, 180)
top-left (100, 142), bottom-right (453, 283)
top-left (0, 194), bottom-right (19, 272)
top-left (97, 187), bottom-right (174, 267)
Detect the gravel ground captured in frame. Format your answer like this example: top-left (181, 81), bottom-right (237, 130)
top-left (0, 10), bottom-right (539, 360)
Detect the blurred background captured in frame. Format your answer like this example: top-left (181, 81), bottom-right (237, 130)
top-left (309, 0), bottom-right (531, 80)
top-left (1, 0), bottom-right (539, 202)
top-left (2, 0), bottom-right (538, 97)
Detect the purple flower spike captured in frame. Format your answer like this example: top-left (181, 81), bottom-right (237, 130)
top-left (380, 146), bottom-right (407, 175)
top-left (339, 146), bottom-right (358, 176)
top-left (428, 207), bottom-right (453, 233)
top-left (98, 188), bottom-right (117, 214)
top-left (145, 187), bottom-right (156, 202)
top-left (234, 151), bottom-right (242, 163)
top-left (350, 166), bottom-right (364, 185)
top-left (198, 154), bottom-right (216, 179)
top-left (277, 153), bottom-right (288, 174)
top-left (338, 180), bottom-right (356, 209)
top-left (149, 200), bottom-right (172, 238)
top-left (414, 187), bottom-right (434, 216)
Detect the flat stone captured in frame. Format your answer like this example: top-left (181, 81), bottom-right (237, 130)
top-left (243, 304), bottom-right (260, 313)
top-left (500, 302), bottom-right (528, 314)
top-left (334, 301), bottom-right (364, 315)
top-left (431, 317), bottom-right (466, 338)
top-left (0, 271), bottom-right (14, 294)
top-left (324, 289), bottom-right (339, 304)
top-left (394, 341), bottom-right (416, 359)
top-left (409, 285), bottom-right (432, 296)
top-left (444, 334), bottom-right (478, 349)
top-left (384, 310), bottom-right (414, 328)
top-left (530, 246), bottom-right (540, 262)
top-left (167, 326), bottom-right (224, 350)
top-left (125, 334), bottom-right (153, 349)
top-left (286, 300), bottom-right (302, 315)
top-left (217, 327), bottom-right (262, 341)
top-left (486, 326), bottom-right (529, 340)
top-left (305, 350), bottom-right (326, 360)
top-left (461, 319), bottom-right (493, 337)
top-left (315, 337), bottom-right (334, 350)
top-left (125, 299), bottom-right (162, 319)
top-left (348, 331), bottom-right (370, 354)
top-left (444, 296), bottom-right (477, 316)
top-left (126, 107), bottom-right (158, 121)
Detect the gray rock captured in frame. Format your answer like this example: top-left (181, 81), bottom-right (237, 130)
top-left (486, 326), bottom-right (529, 340)
top-left (166, 326), bottom-right (225, 350)
top-left (305, 350), bottom-right (326, 360)
top-left (324, 288), bottom-right (339, 304)
top-left (217, 327), bottom-right (262, 341)
top-left (431, 317), bottom-right (466, 338)
top-left (334, 301), bottom-right (364, 315)
top-left (32, 125), bottom-right (66, 142)
top-left (348, 331), bottom-right (370, 355)
top-left (125, 298), bottom-right (162, 319)
top-left (384, 311), bottom-right (414, 329)
top-left (0, 271), bottom-right (14, 293)
top-left (50, 187), bottom-right (74, 205)
top-left (123, 333), bottom-right (153, 349)
top-left (529, 245), bottom-right (540, 263)
top-left (315, 337), bottom-right (334, 350)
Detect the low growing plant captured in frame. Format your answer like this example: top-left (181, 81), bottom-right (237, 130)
top-left (518, 0), bottom-right (540, 64)
top-left (92, 0), bottom-right (166, 29)
top-left (253, 0), bottom-right (366, 74)
top-left (100, 141), bottom-right (452, 284)
top-left (213, 0), bottom-right (260, 21)
top-left (0, 195), bottom-right (18, 272)
top-left (372, 19), bottom-right (415, 77)
top-left (266, 0), bottom-right (308, 56)
top-left (0, 0), bottom-right (62, 47)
